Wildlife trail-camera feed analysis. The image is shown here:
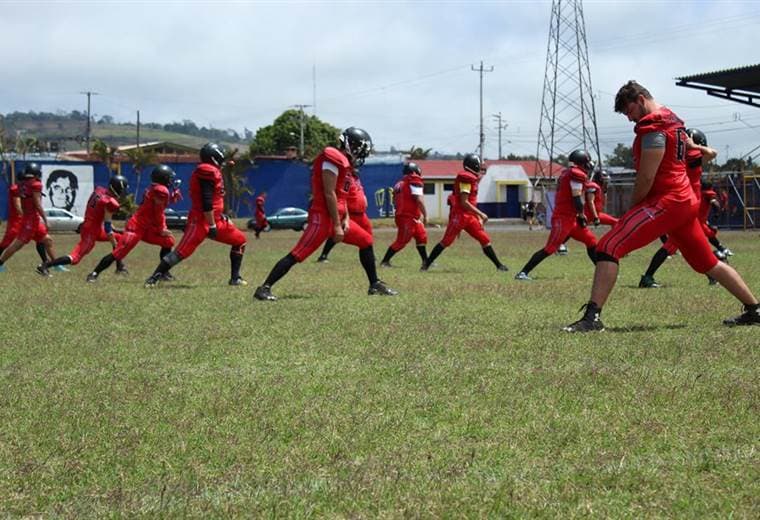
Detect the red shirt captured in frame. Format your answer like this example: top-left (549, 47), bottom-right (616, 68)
top-left (19, 178), bottom-right (43, 219)
top-left (584, 181), bottom-right (604, 216)
top-left (554, 166), bottom-right (588, 218)
top-left (7, 184), bottom-right (21, 223)
top-left (452, 170), bottom-right (480, 214)
top-left (255, 195), bottom-right (266, 217)
top-left (83, 186), bottom-right (120, 230)
top-left (189, 163), bottom-right (225, 216)
top-left (685, 148), bottom-right (703, 195)
top-left (700, 189), bottom-right (718, 222)
top-left (132, 183), bottom-right (170, 231)
top-left (393, 174), bottom-right (424, 218)
top-left (632, 107), bottom-right (691, 200)
top-left (309, 146), bottom-right (351, 215)
top-left (346, 173), bottom-right (367, 214)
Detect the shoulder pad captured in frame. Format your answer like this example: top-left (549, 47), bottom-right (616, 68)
top-left (585, 182), bottom-right (599, 192)
top-left (152, 184), bottom-right (170, 198)
top-left (409, 177), bottom-right (424, 187)
top-left (322, 147), bottom-right (350, 168)
top-left (570, 167), bottom-right (588, 182)
top-left (9, 184), bottom-right (19, 196)
top-left (195, 163), bottom-right (220, 179)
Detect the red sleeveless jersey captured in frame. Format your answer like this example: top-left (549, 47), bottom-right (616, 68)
top-left (452, 170), bottom-right (480, 213)
top-left (554, 166), bottom-right (588, 218)
top-left (134, 183), bottom-right (170, 230)
top-left (19, 178), bottom-right (42, 217)
top-left (83, 186), bottom-right (120, 229)
top-left (189, 163), bottom-right (225, 215)
top-left (310, 146), bottom-right (351, 215)
top-left (393, 175), bottom-right (424, 218)
top-left (632, 107), bottom-right (691, 199)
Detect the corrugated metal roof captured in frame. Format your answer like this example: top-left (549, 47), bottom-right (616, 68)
top-left (676, 64), bottom-right (760, 94)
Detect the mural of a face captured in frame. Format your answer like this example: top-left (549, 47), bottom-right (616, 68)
top-left (46, 170), bottom-right (78, 211)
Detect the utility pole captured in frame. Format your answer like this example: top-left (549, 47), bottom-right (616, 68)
top-left (312, 63), bottom-right (317, 116)
top-left (471, 60), bottom-right (493, 163)
top-left (136, 110), bottom-right (141, 148)
top-left (492, 112), bottom-right (508, 159)
top-left (80, 90), bottom-right (99, 154)
top-left (291, 104), bottom-right (312, 158)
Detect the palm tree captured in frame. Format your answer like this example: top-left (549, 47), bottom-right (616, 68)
top-left (221, 148), bottom-right (254, 217)
top-left (124, 146), bottom-right (158, 197)
top-left (404, 145), bottom-right (433, 160)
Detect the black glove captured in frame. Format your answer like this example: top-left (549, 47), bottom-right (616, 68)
top-left (576, 214), bottom-right (587, 228)
top-left (208, 225), bottom-right (218, 239)
top-left (593, 218), bottom-right (600, 227)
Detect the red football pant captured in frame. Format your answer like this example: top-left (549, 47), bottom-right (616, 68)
top-left (349, 211), bottom-right (373, 235)
top-left (112, 221), bottom-right (175, 261)
top-left (174, 213), bottom-right (247, 259)
top-left (69, 225), bottom-right (122, 265)
top-left (585, 210), bottom-right (619, 227)
top-left (597, 194), bottom-right (717, 274)
top-left (661, 218), bottom-right (719, 257)
top-left (441, 211), bottom-right (490, 247)
top-left (0, 219), bottom-right (21, 248)
top-left (16, 217), bottom-right (47, 244)
top-left (543, 215), bottom-right (597, 254)
top-left (390, 215), bottom-right (427, 251)
top-left (290, 210), bottom-right (373, 262)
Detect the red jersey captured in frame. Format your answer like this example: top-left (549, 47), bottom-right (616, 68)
top-left (19, 178), bottom-right (43, 218)
top-left (393, 175), bottom-right (424, 218)
top-left (346, 173), bottom-right (367, 214)
top-left (584, 181), bottom-right (604, 214)
top-left (189, 163), bottom-right (225, 216)
top-left (133, 183), bottom-right (170, 230)
top-left (553, 166), bottom-right (588, 218)
top-left (452, 170), bottom-right (480, 214)
top-left (7, 184), bottom-right (21, 222)
top-left (309, 146), bottom-right (351, 215)
top-left (685, 149), bottom-right (703, 195)
top-left (632, 107), bottom-right (691, 200)
top-left (83, 186), bottom-right (120, 229)
top-left (255, 195), bottom-right (266, 216)
top-left (699, 189), bottom-right (718, 222)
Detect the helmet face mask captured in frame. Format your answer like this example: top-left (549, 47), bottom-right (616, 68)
top-left (109, 174), bottom-right (129, 198)
top-left (463, 153), bottom-right (481, 174)
top-left (151, 164), bottom-right (176, 187)
top-left (200, 143), bottom-right (225, 167)
top-left (339, 127), bottom-right (372, 167)
top-left (403, 162), bottom-right (422, 177)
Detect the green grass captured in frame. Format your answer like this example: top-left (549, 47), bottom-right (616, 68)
top-left (0, 226), bottom-right (758, 517)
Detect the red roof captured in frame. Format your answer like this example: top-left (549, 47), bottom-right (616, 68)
top-left (415, 159), bottom-right (564, 179)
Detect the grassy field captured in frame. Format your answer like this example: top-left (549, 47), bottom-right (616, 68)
top-left (0, 225), bottom-right (758, 517)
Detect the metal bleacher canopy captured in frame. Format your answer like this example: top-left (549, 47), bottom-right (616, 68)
top-left (676, 64), bottom-right (760, 108)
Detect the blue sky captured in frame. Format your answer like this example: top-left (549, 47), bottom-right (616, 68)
top-left (2, 0), bottom-right (759, 161)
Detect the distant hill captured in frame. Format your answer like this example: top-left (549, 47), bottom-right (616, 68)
top-left (0, 111), bottom-right (249, 154)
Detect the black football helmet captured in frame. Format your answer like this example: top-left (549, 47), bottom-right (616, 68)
top-left (403, 162), bottom-right (422, 176)
top-left (21, 162), bottom-right (43, 179)
top-left (109, 174), bottom-right (129, 198)
top-left (339, 127), bottom-right (372, 166)
top-left (686, 128), bottom-right (707, 146)
top-left (463, 153), bottom-right (481, 174)
top-left (151, 164), bottom-right (176, 187)
top-left (200, 142), bottom-right (225, 167)
top-left (569, 149), bottom-right (594, 172)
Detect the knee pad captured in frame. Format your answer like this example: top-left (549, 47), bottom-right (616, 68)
top-left (595, 251), bottom-right (618, 264)
top-left (232, 243), bottom-right (246, 256)
top-left (162, 251), bottom-right (183, 267)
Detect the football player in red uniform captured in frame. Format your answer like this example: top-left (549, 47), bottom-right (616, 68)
top-left (584, 170), bottom-right (618, 227)
top-left (421, 154), bottom-right (508, 271)
top-left (144, 143), bottom-right (248, 286)
top-left (565, 81), bottom-right (759, 331)
top-left (86, 165), bottom-right (178, 282)
top-left (37, 175), bottom-right (129, 276)
top-left (253, 192), bottom-right (268, 239)
top-left (514, 150), bottom-right (598, 280)
top-left (316, 167), bottom-right (374, 262)
top-left (254, 127), bottom-right (397, 300)
top-left (0, 163), bottom-right (56, 272)
top-left (379, 162), bottom-right (428, 268)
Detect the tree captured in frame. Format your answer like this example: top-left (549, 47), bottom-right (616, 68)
top-left (123, 146), bottom-right (158, 216)
top-left (93, 139), bottom-right (119, 174)
top-left (506, 153), bottom-right (538, 161)
top-left (220, 148), bottom-right (253, 217)
top-left (403, 145), bottom-right (432, 160)
top-left (605, 143), bottom-right (633, 168)
top-left (249, 110), bottom-right (340, 161)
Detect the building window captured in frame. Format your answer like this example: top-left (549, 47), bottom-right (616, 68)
top-left (423, 183), bottom-right (435, 195)
top-left (443, 183), bottom-right (454, 191)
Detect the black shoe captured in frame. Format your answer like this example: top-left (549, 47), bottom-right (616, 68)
top-left (144, 275), bottom-right (160, 288)
top-left (317, 256), bottom-right (329, 263)
top-left (115, 267), bottom-right (129, 275)
top-left (368, 280), bottom-right (398, 296)
top-left (160, 272), bottom-right (176, 282)
top-left (86, 272), bottom-right (98, 283)
top-left (380, 261), bottom-right (392, 268)
top-left (723, 305), bottom-right (760, 326)
top-left (254, 284), bottom-right (277, 301)
top-left (563, 304), bottom-right (605, 332)
top-left (35, 264), bottom-right (51, 277)
top-left (639, 275), bottom-right (661, 288)
top-left (229, 277), bottom-right (248, 286)
top-left (497, 264), bottom-right (509, 272)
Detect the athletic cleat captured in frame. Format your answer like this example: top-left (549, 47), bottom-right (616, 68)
top-left (420, 262), bottom-right (429, 271)
top-left (317, 255), bottom-right (329, 263)
top-left (563, 304), bottom-right (605, 333)
top-left (724, 248), bottom-right (734, 257)
top-left (380, 261), bottom-right (393, 268)
top-left (714, 249), bottom-right (727, 261)
top-left (144, 275), bottom-right (161, 288)
top-left (35, 264), bottom-right (51, 277)
top-left (254, 284), bottom-right (277, 301)
top-left (514, 271), bottom-right (532, 281)
top-left (368, 280), bottom-right (398, 296)
top-left (638, 275), bottom-right (661, 288)
top-left (497, 264), bottom-right (509, 272)
top-left (86, 272), bottom-right (99, 283)
top-left (228, 277), bottom-right (248, 286)
top-left (556, 244), bottom-right (568, 256)
top-left (160, 272), bottom-right (176, 282)
top-left (723, 305), bottom-right (760, 326)
top-left (51, 265), bottom-right (69, 272)
top-left (115, 268), bottom-right (129, 275)
top-left (708, 276), bottom-right (718, 286)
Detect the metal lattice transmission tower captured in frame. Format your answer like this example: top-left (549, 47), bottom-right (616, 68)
top-left (535, 0), bottom-right (602, 182)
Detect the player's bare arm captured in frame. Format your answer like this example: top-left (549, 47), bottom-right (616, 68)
top-left (12, 196), bottom-right (22, 216)
top-left (33, 191), bottom-right (47, 227)
top-left (415, 195), bottom-right (427, 225)
top-left (459, 192), bottom-right (487, 223)
top-left (321, 170), bottom-right (343, 242)
top-left (631, 145), bottom-right (665, 205)
top-left (585, 191), bottom-right (599, 220)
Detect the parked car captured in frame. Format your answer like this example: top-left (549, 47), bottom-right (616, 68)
top-left (164, 209), bottom-right (188, 230)
top-left (44, 208), bottom-right (84, 233)
top-left (247, 207), bottom-right (308, 231)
